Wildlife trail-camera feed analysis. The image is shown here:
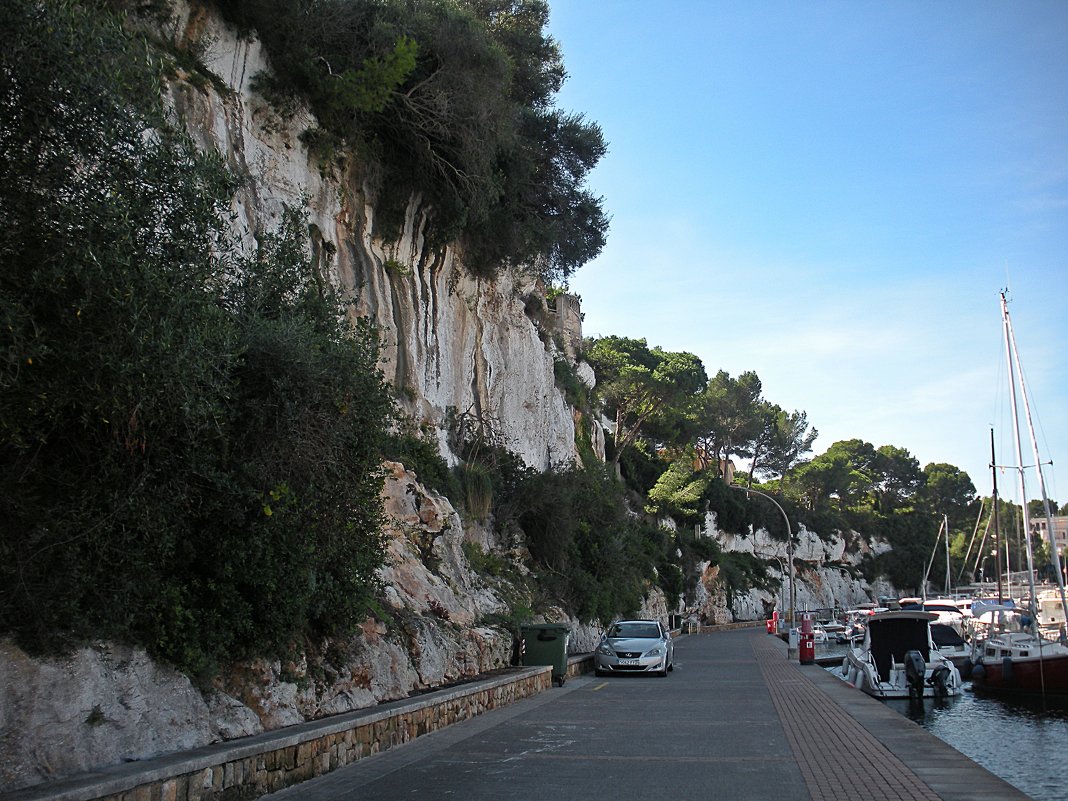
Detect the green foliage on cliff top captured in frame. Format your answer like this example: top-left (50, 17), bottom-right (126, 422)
top-left (215, 0), bottom-right (608, 283)
top-left (0, 0), bottom-right (393, 678)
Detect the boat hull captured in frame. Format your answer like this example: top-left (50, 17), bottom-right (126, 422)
top-left (840, 651), bottom-right (962, 699)
top-left (971, 652), bottom-right (1068, 696)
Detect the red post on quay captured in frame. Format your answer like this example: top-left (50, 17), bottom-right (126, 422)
top-left (799, 612), bottom-right (815, 664)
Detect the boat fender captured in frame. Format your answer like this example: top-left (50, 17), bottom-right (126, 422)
top-left (1002, 656), bottom-right (1014, 683)
top-left (971, 662), bottom-right (985, 682)
top-left (959, 658), bottom-right (972, 680)
top-left (903, 650), bottom-right (926, 699)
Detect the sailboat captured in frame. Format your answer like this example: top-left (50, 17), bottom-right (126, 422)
top-left (969, 291), bottom-right (1068, 697)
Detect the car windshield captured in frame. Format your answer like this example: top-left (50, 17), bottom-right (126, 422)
top-left (609, 623), bottom-right (661, 639)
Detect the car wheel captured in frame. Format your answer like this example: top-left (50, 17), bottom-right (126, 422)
top-left (595, 668), bottom-right (606, 677)
top-left (667, 661), bottom-right (674, 672)
top-left (657, 661), bottom-right (668, 677)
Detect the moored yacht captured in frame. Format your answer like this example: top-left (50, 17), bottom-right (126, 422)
top-left (969, 606), bottom-right (1068, 696)
top-left (839, 610), bottom-right (962, 699)
top-left (969, 294), bottom-right (1068, 699)
top-left (930, 622), bottom-right (971, 673)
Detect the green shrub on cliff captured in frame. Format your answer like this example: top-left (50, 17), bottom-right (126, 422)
top-left (498, 466), bottom-right (681, 622)
top-left (0, 0), bottom-right (393, 678)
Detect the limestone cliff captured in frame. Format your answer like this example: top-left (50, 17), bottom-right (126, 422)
top-left (170, 2), bottom-right (579, 470)
top-left (0, 4), bottom-right (585, 790)
top-left (0, 4), bottom-right (885, 792)
top-left (691, 512), bottom-right (895, 624)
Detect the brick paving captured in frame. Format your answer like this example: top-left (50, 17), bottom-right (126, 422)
top-left (753, 635), bottom-right (940, 801)
top-left (751, 633), bottom-right (1033, 801)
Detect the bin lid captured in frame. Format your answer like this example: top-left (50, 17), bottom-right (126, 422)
top-left (520, 623), bottom-right (571, 633)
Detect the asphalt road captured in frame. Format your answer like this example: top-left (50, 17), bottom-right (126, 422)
top-left (263, 630), bottom-right (808, 801)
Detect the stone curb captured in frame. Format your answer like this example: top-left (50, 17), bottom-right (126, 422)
top-left (0, 666), bottom-right (554, 801)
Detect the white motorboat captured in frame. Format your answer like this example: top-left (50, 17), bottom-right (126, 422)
top-left (839, 610), bottom-right (962, 699)
top-left (930, 622), bottom-right (971, 673)
top-left (1036, 588), bottom-right (1068, 635)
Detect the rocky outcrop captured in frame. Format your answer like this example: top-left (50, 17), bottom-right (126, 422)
top-left (690, 512), bottom-right (896, 623)
top-left (169, 2), bottom-right (579, 470)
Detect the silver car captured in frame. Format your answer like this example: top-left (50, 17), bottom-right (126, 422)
top-left (594, 619), bottom-right (674, 677)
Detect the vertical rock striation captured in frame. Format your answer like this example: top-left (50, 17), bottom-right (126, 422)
top-left (170, 3), bottom-right (577, 469)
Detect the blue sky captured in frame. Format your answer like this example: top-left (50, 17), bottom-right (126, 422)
top-left (547, 0), bottom-right (1068, 506)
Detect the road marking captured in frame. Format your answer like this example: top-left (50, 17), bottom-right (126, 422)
top-left (591, 682), bottom-right (608, 691)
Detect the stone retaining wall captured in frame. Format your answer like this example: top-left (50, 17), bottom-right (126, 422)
top-left (3, 667), bottom-right (552, 801)
top-left (699, 620), bottom-right (765, 633)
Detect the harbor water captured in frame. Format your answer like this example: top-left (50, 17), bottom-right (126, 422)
top-left (819, 643), bottom-right (1068, 801)
top-left (885, 689), bottom-right (1068, 801)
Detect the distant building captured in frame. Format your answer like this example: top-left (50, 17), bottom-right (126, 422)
top-left (1033, 515), bottom-right (1068, 555)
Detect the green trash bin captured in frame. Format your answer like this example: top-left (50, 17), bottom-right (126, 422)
top-left (520, 623), bottom-right (571, 686)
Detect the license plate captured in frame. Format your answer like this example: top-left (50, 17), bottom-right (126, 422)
top-left (618, 659), bottom-right (640, 666)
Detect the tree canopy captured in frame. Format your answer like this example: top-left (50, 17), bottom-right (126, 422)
top-left (692, 370), bottom-right (764, 472)
top-left (584, 336), bottom-right (707, 470)
top-left (216, 0), bottom-right (608, 282)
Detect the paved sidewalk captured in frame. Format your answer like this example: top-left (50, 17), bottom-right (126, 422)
top-left (752, 634), bottom-right (1029, 801)
top-left (256, 629), bottom-right (1032, 801)
top-left (1, 628), bottom-right (1038, 801)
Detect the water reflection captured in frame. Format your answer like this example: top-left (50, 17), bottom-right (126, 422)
top-left (882, 688), bottom-right (1068, 801)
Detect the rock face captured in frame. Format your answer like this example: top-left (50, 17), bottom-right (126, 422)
top-left (170, 2), bottom-right (578, 470)
top-left (0, 641), bottom-right (215, 791)
top-left (690, 511), bottom-right (896, 623)
top-left (0, 466), bottom-right (515, 791)
top-left (1, 5), bottom-right (589, 791)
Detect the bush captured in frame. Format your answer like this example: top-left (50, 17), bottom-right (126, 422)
top-left (499, 466), bottom-right (678, 623)
top-left (381, 426), bottom-right (460, 501)
top-left (0, 0), bottom-right (393, 678)
top-left (714, 552), bottom-right (772, 605)
top-left (462, 541), bottom-right (509, 578)
top-left (618, 437), bottom-right (666, 496)
top-left (553, 357), bottom-right (589, 409)
top-left (458, 462), bottom-right (495, 521)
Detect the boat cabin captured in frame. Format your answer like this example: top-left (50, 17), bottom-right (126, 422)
top-left (865, 611), bottom-right (936, 683)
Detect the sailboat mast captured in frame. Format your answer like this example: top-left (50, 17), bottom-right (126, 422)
top-left (1000, 291), bottom-right (1039, 618)
top-left (990, 427), bottom-right (1003, 603)
top-left (1002, 292), bottom-right (1068, 626)
top-left (922, 516), bottom-right (946, 599)
top-left (944, 514), bottom-right (951, 595)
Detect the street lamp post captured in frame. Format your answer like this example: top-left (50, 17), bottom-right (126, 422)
top-left (771, 555), bottom-right (786, 616)
top-left (728, 484), bottom-right (795, 628)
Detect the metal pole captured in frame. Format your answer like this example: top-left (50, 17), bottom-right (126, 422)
top-left (728, 483), bottom-right (795, 628)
